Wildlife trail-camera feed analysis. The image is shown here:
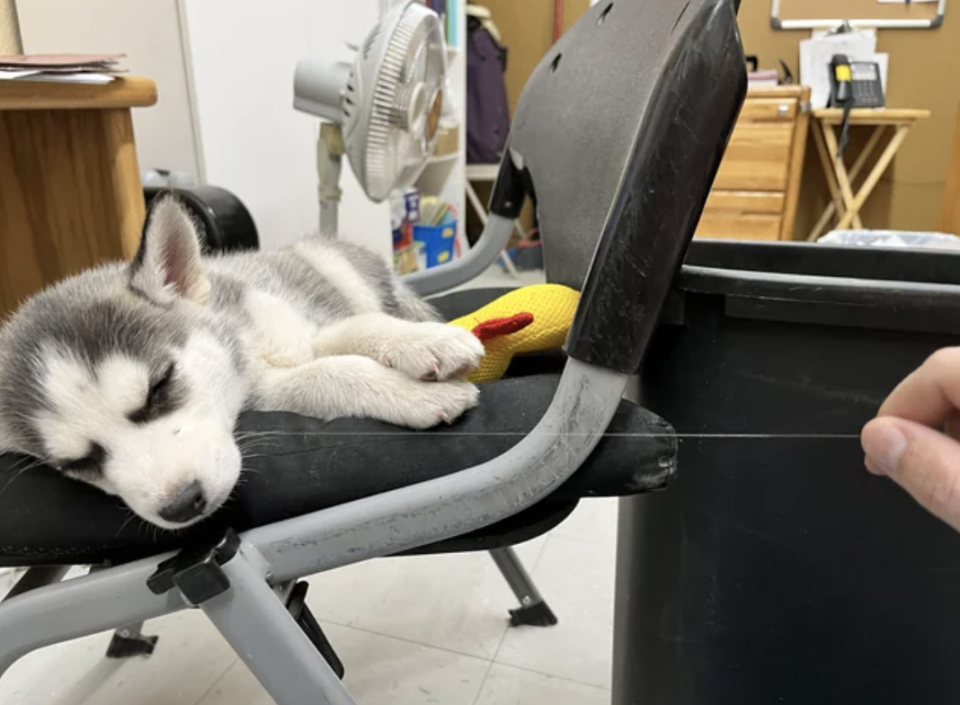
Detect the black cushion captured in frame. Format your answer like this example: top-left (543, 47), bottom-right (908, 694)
top-left (0, 288), bottom-right (676, 567)
top-left (0, 375), bottom-right (673, 566)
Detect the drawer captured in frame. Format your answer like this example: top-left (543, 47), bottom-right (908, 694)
top-left (713, 122), bottom-right (794, 191)
top-left (704, 190), bottom-right (785, 215)
top-left (695, 210), bottom-right (782, 241)
top-left (738, 98), bottom-right (799, 122)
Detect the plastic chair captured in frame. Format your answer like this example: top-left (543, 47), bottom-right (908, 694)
top-left (0, 1), bottom-right (746, 703)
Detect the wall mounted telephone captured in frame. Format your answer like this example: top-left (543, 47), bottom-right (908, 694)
top-left (828, 54), bottom-right (885, 158)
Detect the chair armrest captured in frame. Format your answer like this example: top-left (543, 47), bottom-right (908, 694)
top-left (244, 358), bottom-right (675, 583)
top-left (403, 214), bottom-right (514, 296)
top-left (403, 140), bottom-right (527, 296)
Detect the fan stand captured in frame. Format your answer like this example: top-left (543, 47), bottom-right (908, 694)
top-left (316, 123), bottom-right (346, 235)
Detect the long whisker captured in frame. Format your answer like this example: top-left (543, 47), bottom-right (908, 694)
top-left (3, 457), bottom-right (47, 491)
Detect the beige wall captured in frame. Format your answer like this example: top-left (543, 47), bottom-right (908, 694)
top-left (738, 1), bottom-right (960, 235)
top-left (0, 0), bottom-right (20, 54)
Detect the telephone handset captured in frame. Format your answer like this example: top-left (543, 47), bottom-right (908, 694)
top-left (828, 54), bottom-right (885, 157)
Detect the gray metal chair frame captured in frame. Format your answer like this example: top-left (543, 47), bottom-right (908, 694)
top-left (0, 1), bottom-right (746, 703)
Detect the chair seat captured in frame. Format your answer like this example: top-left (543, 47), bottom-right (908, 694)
top-left (0, 288), bottom-right (676, 567)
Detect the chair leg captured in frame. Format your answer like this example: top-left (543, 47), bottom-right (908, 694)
top-left (105, 621), bottom-right (158, 659)
top-left (489, 547), bottom-right (558, 627)
top-left (199, 546), bottom-right (358, 705)
top-left (1, 566), bottom-right (70, 602)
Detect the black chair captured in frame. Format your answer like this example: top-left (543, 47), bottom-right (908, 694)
top-left (0, 1), bottom-right (746, 703)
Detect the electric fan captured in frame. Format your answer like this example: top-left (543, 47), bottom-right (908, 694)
top-left (294, 0), bottom-right (448, 233)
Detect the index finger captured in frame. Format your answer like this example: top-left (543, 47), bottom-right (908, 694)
top-left (879, 347), bottom-right (960, 427)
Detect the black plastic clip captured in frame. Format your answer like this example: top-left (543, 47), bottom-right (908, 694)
top-left (509, 600), bottom-right (559, 628)
top-left (105, 626), bottom-right (159, 659)
top-left (147, 529), bottom-right (242, 605)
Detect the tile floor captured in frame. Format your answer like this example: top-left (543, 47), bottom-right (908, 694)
top-left (1, 264), bottom-right (615, 705)
top-left (0, 499), bottom-right (619, 705)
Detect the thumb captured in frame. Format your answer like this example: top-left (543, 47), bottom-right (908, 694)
top-left (862, 417), bottom-right (960, 533)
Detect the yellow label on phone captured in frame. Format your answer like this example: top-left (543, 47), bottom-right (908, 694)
top-left (835, 65), bottom-right (852, 82)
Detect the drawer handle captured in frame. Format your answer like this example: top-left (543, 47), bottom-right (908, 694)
top-left (777, 103), bottom-right (791, 117)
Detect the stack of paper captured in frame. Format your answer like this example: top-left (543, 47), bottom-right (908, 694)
top-left (748, 69), bottom-right (780, 88)
top-left (799, 30), bottom-right (888, 109)
top-left (0, 54), bottom-right (127, 85)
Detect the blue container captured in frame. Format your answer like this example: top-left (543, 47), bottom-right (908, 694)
top-left (413, 222), bottom-right (457, 269)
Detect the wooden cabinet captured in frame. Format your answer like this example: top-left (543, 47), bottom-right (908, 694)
top-left (0, 77), bottom-right (156, 319)
top-left (695, 85), bottom-right (811, 242)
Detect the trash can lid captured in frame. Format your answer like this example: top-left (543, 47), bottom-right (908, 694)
top-left (677, 240), bottom-right (960, 336)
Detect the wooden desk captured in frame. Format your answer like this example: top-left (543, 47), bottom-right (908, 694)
top-left (807, 108), bottom-right (931, 241)
top-left (0, 77), bottom-right (157, 318)
top-left (695, 86), bottom-right (811, 242)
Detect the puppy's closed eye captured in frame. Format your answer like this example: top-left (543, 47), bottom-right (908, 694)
top-left (129, 363), bottom-right (178, 424)
top-left (59, 442), bottom-right (106, 480)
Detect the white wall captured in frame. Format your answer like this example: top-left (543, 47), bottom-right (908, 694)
top-left (17, 0), bottom-right (464, 263)
top-left (16, 0), bottom-right (202, 179)
top-left (181, 0), bottom-right (392, 258)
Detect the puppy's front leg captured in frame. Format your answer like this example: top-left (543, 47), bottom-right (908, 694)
top-left (253, 355), bottom-right (479, 429)
top-left (312, 313), bottom-right (484, 381)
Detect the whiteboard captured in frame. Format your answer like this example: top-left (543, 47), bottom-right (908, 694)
top-left (771, 0), bottom-right (945, 30)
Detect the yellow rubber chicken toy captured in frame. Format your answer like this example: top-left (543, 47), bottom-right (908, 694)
top-left (449, 283), bottom-right (580, 383)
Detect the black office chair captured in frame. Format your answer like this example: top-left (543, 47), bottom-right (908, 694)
top-left (0, 1), bottom-right (746, 703)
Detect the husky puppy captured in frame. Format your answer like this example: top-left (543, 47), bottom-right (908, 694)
top-left (0, 198), bottom-right (483, 529)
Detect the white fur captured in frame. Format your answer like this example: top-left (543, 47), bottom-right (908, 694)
top-left (0, 197), bottom-right (485, 530)
top-left (246, 289), bottom-right (318, 368)
top-left (35, 331), bottom-right (246, 529)
top-left (294, 242), bottom-right (383, 315)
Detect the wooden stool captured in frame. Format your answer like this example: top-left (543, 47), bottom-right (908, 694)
top-left (0, 77), bottom-right (157, 318)
top-left (807, 108), bottom-right (930, 241)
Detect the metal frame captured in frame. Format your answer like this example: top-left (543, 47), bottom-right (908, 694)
top-left (0, 0), bottom-right (746, 700)
top-left (464, 163), bottom-right (522, 278)
top-left (770, 0), bottom-right (946, 29)
top-left (0, 358), bottom-right (630, 705)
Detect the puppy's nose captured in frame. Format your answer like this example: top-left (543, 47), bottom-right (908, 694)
top-left (159, 481), bottom-right (208, 524)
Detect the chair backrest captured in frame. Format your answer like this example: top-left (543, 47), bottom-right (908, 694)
top-left (489, 0), bottom-right (745, 292)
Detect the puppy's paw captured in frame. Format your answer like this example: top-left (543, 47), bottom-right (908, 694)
top-left (392, 379), bottom-right (480, 429)
top-left (383, 324), bottom-right (485, 381)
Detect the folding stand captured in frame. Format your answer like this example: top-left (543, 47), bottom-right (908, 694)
top-left (807, 107), bottom-right (931, 241)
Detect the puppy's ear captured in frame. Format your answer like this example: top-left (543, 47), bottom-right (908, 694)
top-left (129, 196), bottom-right (210, 305)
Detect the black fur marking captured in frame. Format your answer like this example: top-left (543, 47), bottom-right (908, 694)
top-left (128, 363), bottom-right (183, 424)
top-left (59, 442), bottom-right (107, 480)
top-left (0, 291), bottom-right (190, 457)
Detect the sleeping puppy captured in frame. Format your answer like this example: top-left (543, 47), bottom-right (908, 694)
top-left (0, 198), bottom-right (483, 528)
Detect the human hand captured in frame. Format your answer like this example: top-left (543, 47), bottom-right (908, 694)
top-left (861, 347), bottom-right (960, 532)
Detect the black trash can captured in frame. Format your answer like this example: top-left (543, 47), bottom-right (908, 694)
top-left (615, 240), bottom-right (960, 705)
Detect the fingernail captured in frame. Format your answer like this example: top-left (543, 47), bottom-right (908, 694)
top-left (862, 420), bottom-right (907, 475)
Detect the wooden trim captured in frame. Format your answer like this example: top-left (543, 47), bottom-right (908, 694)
top-left (103, 109), bottom-right (148, 260)
top-left (705, 191), bottom-right (785, 214)
top-left (941, 96), bottom-right (960, 235)
top-left (746, 86), bottom-right (809, 100)
top-left (0, 76), bottom-right (157, 111)
top-left (697, 211), bottom-right (782, 241)
top-left (813, 108), bottom-right (931, 125)
top-left (0, 107), bottom-right (146, 318)
top-left (713, 121), bottom-right (794, 191)
top-left (779, 85), bottom-right (811, 240)
top-left (739, 98), bottom-right (798, 122)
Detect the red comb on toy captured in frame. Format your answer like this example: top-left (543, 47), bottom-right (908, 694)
top-left (470, 313), bottom-right (535, 343)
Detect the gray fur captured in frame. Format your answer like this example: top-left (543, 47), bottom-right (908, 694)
top-left (0, 202), bottom-right (438, 458)
top-left (0, 197), bottom-right (479, 527)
